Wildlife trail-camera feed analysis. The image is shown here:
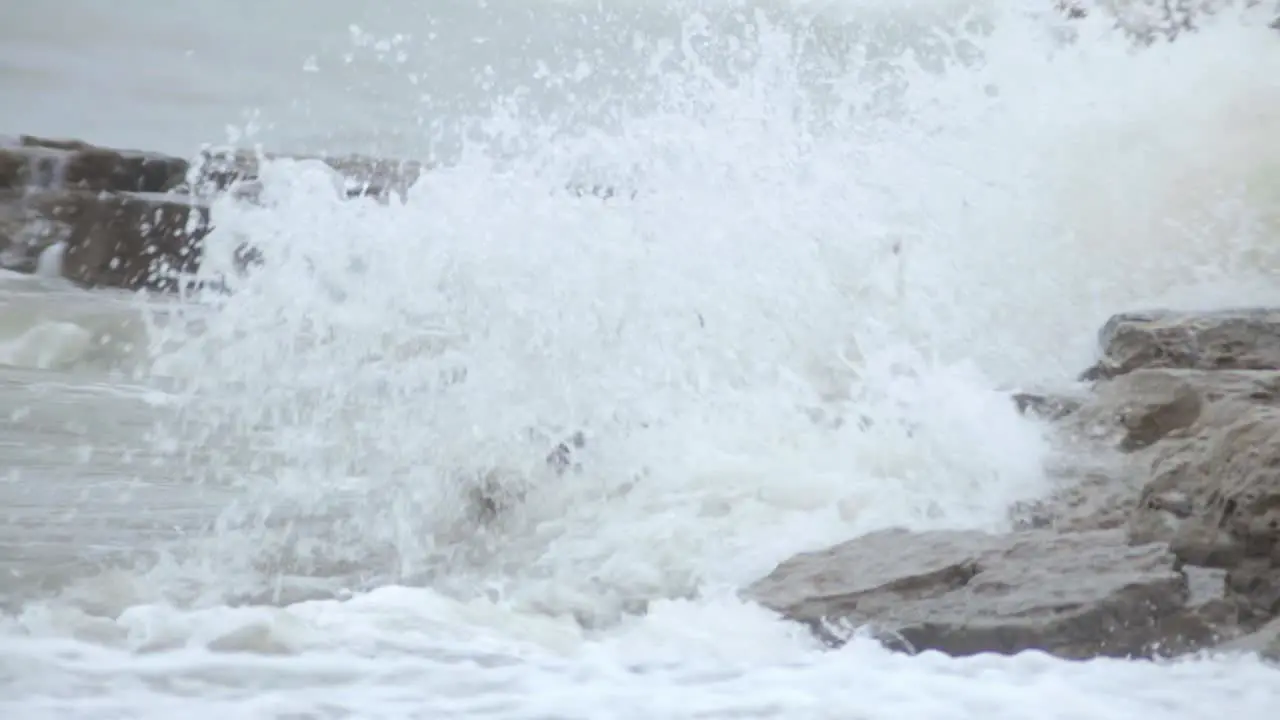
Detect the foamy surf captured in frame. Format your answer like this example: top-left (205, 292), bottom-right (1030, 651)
top-left (3, 0), bottom-right (1280, 717)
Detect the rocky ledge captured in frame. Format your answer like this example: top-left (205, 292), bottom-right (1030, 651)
top-left (0, 134), bottom-right (424, 290)
top-left (745, 308), bottom-right (1280, 662)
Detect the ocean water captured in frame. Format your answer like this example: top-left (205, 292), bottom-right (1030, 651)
top-left (4, 0), bottom-right (1280, 717)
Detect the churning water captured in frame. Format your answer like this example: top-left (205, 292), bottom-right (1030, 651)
top-left (3, 0), bottom-right (1280, 717)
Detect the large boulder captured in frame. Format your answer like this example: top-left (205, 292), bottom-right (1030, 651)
top-left (742, 528), bottom-right (1236, 659)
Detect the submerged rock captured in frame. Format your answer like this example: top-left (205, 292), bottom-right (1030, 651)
top-left (743, 528), bottom-right (1233, 659)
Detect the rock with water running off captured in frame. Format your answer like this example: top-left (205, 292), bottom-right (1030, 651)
top-left (0, 188), bottom-right (210, 289)
top-left (0, 133), bottom-right (442, 290)
top-left (743, 527), bottom-right (1236, 659)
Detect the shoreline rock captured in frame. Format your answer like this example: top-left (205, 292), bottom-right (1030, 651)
top-left (0, 134), bottom-right (426, 291)
top-left (748, 308), bottom-right (1280, 663)
top-left (743, 527), bottom-right (1234, 659)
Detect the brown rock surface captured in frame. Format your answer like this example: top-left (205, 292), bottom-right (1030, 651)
top-left (1080, 308), bottom-right (1280, 380)
top-left (0, 189), bottom-right (210, 290)
top-left (1, 135), bottom-right (189, 193)
top-left (743, 528), bottom-right (1234, 659)
top-left (1063, 310), bottom-right (1280, 639)
top-left (63, 191), bottom-right (211, 291)
top-left (1126, 397), bottom-right (1280, 620)
top-left (1066, 367), bottom-right (1280, 451)
top-left (1059, 304), bottom-right (1280, 628)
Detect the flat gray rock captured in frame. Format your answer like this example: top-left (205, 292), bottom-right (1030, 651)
top-left (743, 528), bottom-right (1231, 659)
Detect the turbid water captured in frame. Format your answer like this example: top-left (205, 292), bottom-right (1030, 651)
top-left (4, 1), bottom-right (1280, 717)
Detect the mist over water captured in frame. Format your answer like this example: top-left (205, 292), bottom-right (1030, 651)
top-left (5, 0), bottom-right (1280, 717)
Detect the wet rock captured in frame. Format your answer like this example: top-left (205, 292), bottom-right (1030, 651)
top-left (1217, 615), bottom-right (1280, 661)
top-left (62, 192), bottom-right (211, 291)
top-left (0, 189), bottom-right (210, 290)
top-left (1099, 368), bottom-right (1280, 625)
top-left (743, 528), bottom-right (1231, 659)
top-left (1081, 309), bottom-right (1280, 381)
top-left (1226, 559), bottom-right (1280, 623)
top-left (13, 135), bottom-right (98, 152)
top-left (1070, 369), bottom-right (1205, 450)
top-left (1068, 367), bottom-right (1280, 453)
top-left (186, 147), bottom-right (426, 201)
top-left (1127, 400), bottom-right (1280, 553)
top-left (1011, 391), bottom-right (1084, 421)
top-left (0, 137), bottom-right (188, 193)
top-left (0, 189), bottom-right (87, 272)
top-left (1010, 467), bottom-right (1143, 533)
